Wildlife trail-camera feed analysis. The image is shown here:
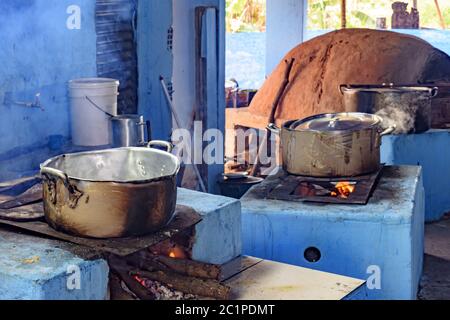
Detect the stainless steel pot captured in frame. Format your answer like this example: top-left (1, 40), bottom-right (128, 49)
top-left (340, 84), bottom-right (438, 134)
top-left (40, 141), bottom-right (180, 238)
top-left (111, 115), bottom-right (151, 147)
top-left (269, 113), bottom-right (395, 177)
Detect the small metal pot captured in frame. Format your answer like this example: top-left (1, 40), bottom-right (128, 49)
top-left (340, 84), bottom-right (438, 134)
top-left (269, 113), bottom-right (395, 177)
top-left (111, 115), bottom-right (152, 147)
top-left (40, 141), bottom-right (179, 238)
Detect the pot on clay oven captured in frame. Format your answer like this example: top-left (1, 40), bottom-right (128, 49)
top-left (268, 113), bottom-right (395, 177)
top-left (40, 141), bottom-right (180, 239)
top-left (340, 84), bottom-right (438, 134)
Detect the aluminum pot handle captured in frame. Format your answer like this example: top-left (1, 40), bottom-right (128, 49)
top-left (430, 87), bottom-right (439, 98)
top-left (146, 120), bottom-right (152, 142)
top-left (380, 126), bottom-right (396, 136)
top-left (267, 123), bottom-right (281, 135)
top-left (41, 166), bottom-right (84, 209)
top-left (147, 140), bottom-right (173, 153)
top-left (41, 167), bottom-right (70, 183)
top-left (339, 84), bottom-right (349, 95)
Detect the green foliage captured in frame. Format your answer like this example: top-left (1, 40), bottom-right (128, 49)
top-left (306, 0), bottom-right (450, 30)
top-left (419, 1), bottom-right (450, 29)
top-left (226, 0), bottom-right (450, 32)
top-left (226, 0), bottom-right (266, 32)
top-left (308, 0), bottom-right (340, 29)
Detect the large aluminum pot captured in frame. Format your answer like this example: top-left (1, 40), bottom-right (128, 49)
top-left (40, 141), bottom-right (180, 238)
top-left (269, 113), bottom-right (395, 177)
top-left (340, 84), bottom-right (438, 134)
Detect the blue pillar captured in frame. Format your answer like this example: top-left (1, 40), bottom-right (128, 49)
top-left (137, 0), bottom-right (173, 141)
top-left (266, 0), bottom-right (306, 74)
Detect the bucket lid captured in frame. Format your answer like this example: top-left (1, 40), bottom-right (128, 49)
top-left (69, 78), bottom-right (120, 89)
top-left (291, 112), bottom-right (382, 132)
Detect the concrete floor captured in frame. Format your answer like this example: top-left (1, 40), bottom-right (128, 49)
top-left (419, 215), bottom-right (450, 300)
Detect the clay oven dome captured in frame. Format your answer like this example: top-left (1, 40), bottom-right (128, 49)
top-left (228, 28), bottom-right (450, 128)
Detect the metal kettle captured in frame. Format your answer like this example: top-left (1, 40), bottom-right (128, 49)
top-left (111, 115), bottom-right (152, 147)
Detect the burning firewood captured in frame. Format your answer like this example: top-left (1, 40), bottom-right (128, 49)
top-left (127, 251), bottom-right (221, 280)
top-left (153, 254), bottom-right (222, 280)
top-left (331, 181), bottom-right (356, 198)
top-left (135, 277), bottom-right (196, 300)
top-left (109, 259), bottom-right (156, 301)
top-left (109, 253), bottom-right (231, 300)
top-left (130, 269), bottom-right (231, 300)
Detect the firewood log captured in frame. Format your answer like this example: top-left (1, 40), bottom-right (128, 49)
top-left (108, 257), bottom-right (156, 301)
top-left (130, 269), bottom-right (231, 300)
top-left (109, 273), bottom-right (137, 300)
top-left (153, 255), bottom-right (221, 280)
top-left (127, 252), bottom-right (221, 280)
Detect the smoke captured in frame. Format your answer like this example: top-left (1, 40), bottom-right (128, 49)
top-left (375, 106), bottom-right (417, 135)
top-left (374, 93), bottom-right (430, 134)
top-left (0, 0), bottom-right (90, 180)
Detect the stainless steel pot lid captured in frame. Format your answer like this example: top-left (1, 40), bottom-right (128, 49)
top-left (41, 147), bottom-right (180, 183)
top-left (291, 112), bottom-right (382, 132)
top-left (341, 84), bottom-right (438, 94)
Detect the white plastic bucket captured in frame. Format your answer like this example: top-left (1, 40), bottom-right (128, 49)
top-left (69, 78), bottom-right (120, 146)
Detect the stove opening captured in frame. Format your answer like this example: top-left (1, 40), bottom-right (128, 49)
top-left (268, 167), bottom-right (383, 205)
top-left (304, 247), bottom-right (321, 263)
top-left (168, 245), bottom-right (188, 259)
top-left (293, 181), bottom-right (357, 199)
top-left (330, 181), bottom-right (356, 199)
top-left (149, 228), bottom-right (193, 260)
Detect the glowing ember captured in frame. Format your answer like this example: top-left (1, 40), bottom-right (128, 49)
top-left (151, 242), bottom-right (189, 260)
top-left (331, 182), bottom-right (356, 198)
top-left (168, 246), bottom-right (188, 260)
top-left (134, 275), bottom-right (146, 286)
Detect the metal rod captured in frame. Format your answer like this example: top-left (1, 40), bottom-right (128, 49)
top-left (250, 58), bottom-right (295, 177)
top-left (160, 76), bottom-right (207, 193)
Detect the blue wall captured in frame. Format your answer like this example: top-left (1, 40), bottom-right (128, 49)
top-left (0, 0), bottom-right (97, 180)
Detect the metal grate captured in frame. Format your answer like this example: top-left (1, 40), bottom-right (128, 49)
top-left (266, 167), bottom-right (384, 205)
top-left (95, 0), bottom-right (138, 114)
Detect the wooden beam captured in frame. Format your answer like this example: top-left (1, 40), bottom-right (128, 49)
top-left (434, 0), bottom-right (446, 30)
top-left (341, 0), bottom-right (347, 29)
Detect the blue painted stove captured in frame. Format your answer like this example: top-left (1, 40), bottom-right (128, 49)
top-left (382, 129), bottom-right (450, 221)
top-left (241, 166), bottom-right (425, 300)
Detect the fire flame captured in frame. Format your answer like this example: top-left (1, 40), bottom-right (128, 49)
top-left (331, 182), bottom-right (356, 199)
top-left (168, 246), bottom-right (187, 260)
